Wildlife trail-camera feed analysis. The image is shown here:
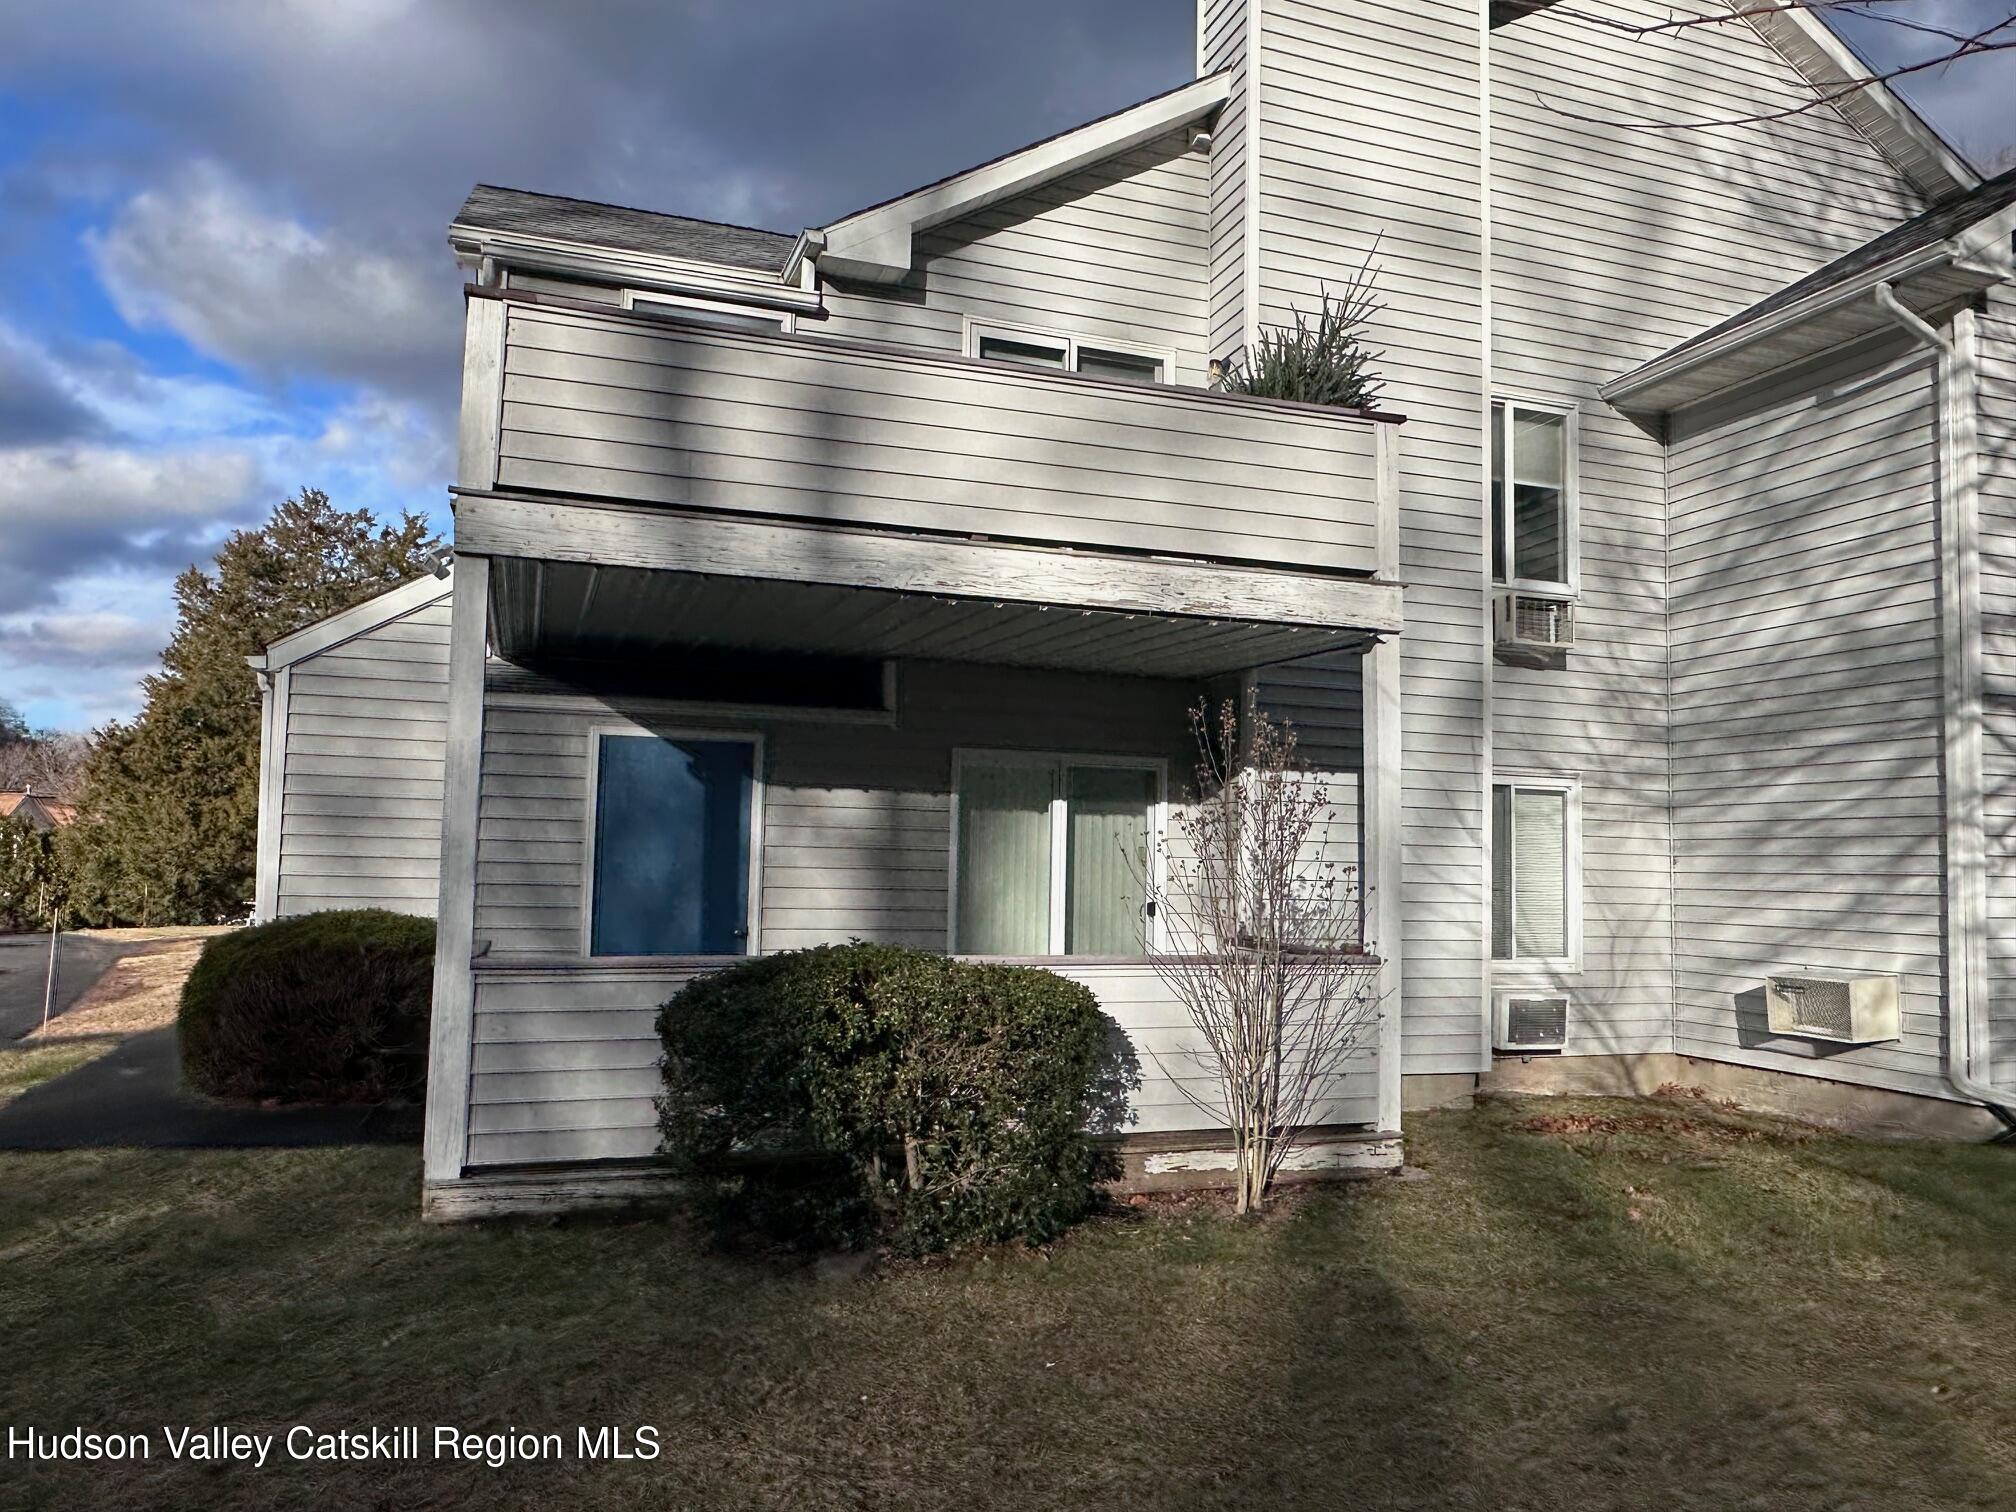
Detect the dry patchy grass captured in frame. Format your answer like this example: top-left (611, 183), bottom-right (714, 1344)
top-left (1, 1094), bottom-right (2012, 1511)
top-left (29, 936), bottom-right (212, 1043)
top-left (0, 1040), bottom-right (115, 1106)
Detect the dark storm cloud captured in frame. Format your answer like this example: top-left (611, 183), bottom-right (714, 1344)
top-left (0, 328), bottom-right (104, 447)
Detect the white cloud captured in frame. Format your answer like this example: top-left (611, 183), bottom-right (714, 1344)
top-left (0, 584), bottom-right (177, 729)
top-left (0, 443), bottom-right (267, 611)
top-left (88, 163), bottom-right (461, 400)
top-left (312, 392), bottom-right (454, 492)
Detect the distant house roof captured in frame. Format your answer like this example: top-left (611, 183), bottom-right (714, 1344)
top-left (451, 185), bottom-right (796, 274)
top-left (0, 791), bottom-right (77, 832)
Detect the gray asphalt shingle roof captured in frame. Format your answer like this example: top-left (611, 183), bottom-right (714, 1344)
top-left (452, 184), bottom-right (796, 273)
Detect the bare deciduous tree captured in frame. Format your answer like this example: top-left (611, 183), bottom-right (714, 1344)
top-left (1137, 696), bottom-right (1383, 1214)
top-left (0, 700), bottom-right (90, 800)
top-left (1532, 0), bottom-right (2015, 134)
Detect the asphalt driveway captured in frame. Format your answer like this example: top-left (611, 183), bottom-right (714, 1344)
top-left (0, 932), bottom-right (135, 1041)
top-left (0, 1027), bottom-right (422, 1149)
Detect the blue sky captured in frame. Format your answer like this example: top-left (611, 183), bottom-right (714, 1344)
top-left (0, 1), bottom-right (2011, 733)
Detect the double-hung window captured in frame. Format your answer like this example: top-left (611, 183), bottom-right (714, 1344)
top-left (968, 321), bottom-right (1170, 385)
top-left (951, 753), bottom-right (1163, 956)
top-left (1490, 775), bottom-right (1580, 968)
top-left (1491, 399), bottom-right (1578, 595)
top-left (588, 731), bottom-right (761, 957)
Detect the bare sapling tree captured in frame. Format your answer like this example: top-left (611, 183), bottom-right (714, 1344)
top-left (1136, 695), bottom-right (1382, 1214)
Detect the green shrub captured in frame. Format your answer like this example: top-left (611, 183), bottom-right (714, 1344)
top-left (179, 909), bottom-right (435, 1102)
top-left (657, 943), bottom-right (1116, 1253)
top-left (1217, 240), bottom-right (1386, 411)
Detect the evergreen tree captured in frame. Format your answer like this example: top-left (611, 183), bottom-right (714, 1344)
top-left (0, 815), bottom-right (61, 931)
top-left (59, 491), bottom-right (443, 925)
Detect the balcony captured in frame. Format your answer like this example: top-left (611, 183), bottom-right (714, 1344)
top-left (451, 288), bottom-right (1403, 676)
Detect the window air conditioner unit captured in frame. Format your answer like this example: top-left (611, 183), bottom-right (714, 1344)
top-left (1494, 992), bottom-right (1568, 1052)
top-left (1763, 974), bottom-right (1901, 1045)
top-left (1493, 591), bottom-right (1576, 653)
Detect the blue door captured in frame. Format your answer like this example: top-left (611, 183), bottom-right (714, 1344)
top-left (590, 735), bottom-right (755, 956)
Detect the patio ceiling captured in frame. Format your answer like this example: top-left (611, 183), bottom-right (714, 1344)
top-left (489, 558), bottom-right (1372, 679)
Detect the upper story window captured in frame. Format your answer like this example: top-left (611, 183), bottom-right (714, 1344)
top-left (1491, 399), bottom-right (1577, 595)
top-left (625, 290), bottom-right (794, 334)
top-left (968, 320), bottom-right (1169, 385)
top-left (951, 752), bottom-right (1163, 957)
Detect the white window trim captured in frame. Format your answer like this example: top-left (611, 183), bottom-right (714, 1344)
top-left (621, 288), bottom-right (795, 334)
top-left (1489, 771), bottom-right (1583, 976)
top-left (947, 748), bottom-right (1169, 959)
top-left (581, 726), bottom-right (766, 962)
top-left (962, 316), bottom-right (1175, 385)
top-left (1491, 396), bottom-right (1581, 599)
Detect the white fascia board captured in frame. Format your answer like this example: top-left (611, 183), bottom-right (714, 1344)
top-left (815, 73), bottom-right (1231, 283)
top-left (257, 569), bottom-right (455, 672)
top-left (1602, 207), bottom-right (2016, 414)
top-left (1759, 7), bottom-right (1979, 199)
top-left (447, 225), bottom-right (818, 311)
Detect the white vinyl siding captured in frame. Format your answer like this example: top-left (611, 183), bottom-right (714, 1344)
top-left (1668, 332), bottom-right (1947, 1099)
top-left (1975, 285), bottom-right (2016, 1093)
top-left (460, 658), bottom-right (1386, 1165)
top-left (817, 128), bottom-right (1213, 386)
top-left (1251, 0), bottom-right (1490, 1075)
top-left (491, 299), bottom-right (1386, 577)
top-left (1487, 0), bottom-right (1925, 1063)
top-left (275, 596), bottom-right (451, 917)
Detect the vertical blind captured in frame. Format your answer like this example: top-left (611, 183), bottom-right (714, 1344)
top-left (1066, 766), bottom-right (1157, 954)
top-left (956, 758), bottom-right (1157, 955)
top-left (955, 763), bottom-right (1055, 956)
top-left (1491, 781), bottom-right (1569, 961)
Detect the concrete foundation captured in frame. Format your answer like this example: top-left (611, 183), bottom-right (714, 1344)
top-left (1465, 1053), bottom-right (2008, 1142)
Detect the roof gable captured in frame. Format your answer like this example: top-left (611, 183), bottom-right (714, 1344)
top-left (1747, 5), bottom-right (1978, 201)
top-left (252, 568), bottom-right (455, 673)
top-left (810, 73), bottom-right (1230, 284)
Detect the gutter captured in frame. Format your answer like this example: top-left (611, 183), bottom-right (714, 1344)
top-left (1607, 202), bottom-right (2016, 416)
top-left (1874, 282), bottom-right (2016, 1134)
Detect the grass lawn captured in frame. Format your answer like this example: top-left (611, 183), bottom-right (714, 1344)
top-left (0, 1040), bottom-right (114, 1106)
top-left (3, 1095), bottom-right (2013, 1511)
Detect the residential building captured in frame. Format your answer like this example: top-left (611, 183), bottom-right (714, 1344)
top-left (251, 0), bottom-right (2016, 1213)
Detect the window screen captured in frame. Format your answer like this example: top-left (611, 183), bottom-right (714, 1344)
top-left (976, 334), bottom-right (1068, 369)
top-left (630, 297), bottom-right (784, 334)
top-left (1065, 766), bottom-right (1157, 954)
top-left (591, 735), bottom-right (755, 956)
top-left (1075, 347), bottom-right (1164, 384)
top-left (1491, 780), bottom-right (1571, 961)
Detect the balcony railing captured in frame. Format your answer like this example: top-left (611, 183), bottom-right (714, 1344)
top-left (460, 288), bottom-right (1396, 580)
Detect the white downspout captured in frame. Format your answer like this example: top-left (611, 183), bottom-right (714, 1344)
top-left (1875, 282), bottom-right (2016, 1127)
